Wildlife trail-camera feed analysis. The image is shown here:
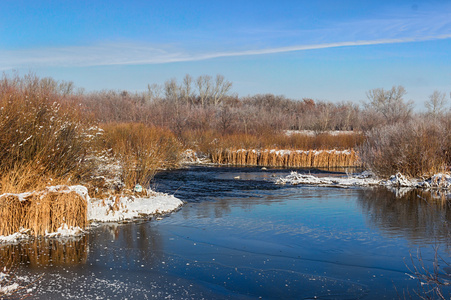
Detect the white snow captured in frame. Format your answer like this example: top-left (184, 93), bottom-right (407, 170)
top-left (45, 224), bottom-right (85, 238)
top-left (285, 130), bottom-right (358, 136)
top-left (417, 173), bottom-right (451, 189)
top-left (0, 229), bottom-right (30, 244)
top-left (87, 192), bottom-right (183, 222)
top-left (380, 173), bottom-right (416, 187)
top-left (276, 171), bottom-right (451, 190)
top-left (0, 268), bottom-right (20, 296)
top-left (0, 191), bottom-right (33, 202)
top-left (46, 184), bottom-right (90, 198)
top-left (276, 171), bottom-right (380, 187)
top-left (181, 149), bottom-right (211, 164)
top-left (0, 283), bottom-right (19, 295)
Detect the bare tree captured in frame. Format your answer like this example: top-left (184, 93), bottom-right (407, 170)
top-left (58, 80), bottom-right (75, 95)
top-left (147, 83), bottom-right (163, 102)
top-left (164, 78), bottom-right (180, 103)
top-left (196, 75), bottom-right (212, 107)
top-left (425, 90), bottom-right (447, 116)
top-left (212, 74), bottom-right (232, 106)
top-left (216, 105), bottom-right (235, 135)
top-left (365, 85), bottom-right (413, 124)
top-left (181, 74), bottom-right (195, 105)
top-left (313, 101), bottom-right (333, 132)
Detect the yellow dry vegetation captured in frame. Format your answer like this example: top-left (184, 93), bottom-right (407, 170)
top-left (211, 149), bottom-right (359, 168)
top-left (0, 188), bottom-right (87, 236)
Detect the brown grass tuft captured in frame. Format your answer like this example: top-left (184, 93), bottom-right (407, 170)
top-left (100, 122), bottom-right (181, 189)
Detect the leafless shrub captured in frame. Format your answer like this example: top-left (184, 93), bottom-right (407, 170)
top-left (364, 85), bottom-right (413, 125)
top-left (0, 73), bottom-right (96, 192)
top-left (425, 91), bottom-right (448, 117)
top-left (405, 248), bottom-right (451, 300)
top-left (358, 118), bottom-right (449, 178)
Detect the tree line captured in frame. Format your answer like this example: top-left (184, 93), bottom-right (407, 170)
top-left (3, 72), bottom-right (450, 177)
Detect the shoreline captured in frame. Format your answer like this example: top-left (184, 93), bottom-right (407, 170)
top-left (0, 186), bottom-right (183, 244)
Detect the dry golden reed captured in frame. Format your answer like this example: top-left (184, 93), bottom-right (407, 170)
top-left (211, 149), bottom-right (359, 168)
top-left (0, 188), bottom-right (87, 237)
top-left (184, 130), bottom-right (365, 154)
top-left (100, 122), bottom-right (181, 189)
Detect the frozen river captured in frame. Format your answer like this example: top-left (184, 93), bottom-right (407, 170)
top-left (2, 166), bottom-right (451, 299)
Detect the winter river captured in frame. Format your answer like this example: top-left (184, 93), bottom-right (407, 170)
top-left (2, 166), bottom-right (451, 299)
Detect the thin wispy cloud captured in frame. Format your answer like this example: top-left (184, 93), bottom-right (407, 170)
top-left (1, 33), bottom-right (451, 70)
top-left (1, 2), bottom-right (450, 71)
top-left (228, 3), bottom-right (451, 47)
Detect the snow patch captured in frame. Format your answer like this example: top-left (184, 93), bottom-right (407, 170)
top-left (88, 192), bottom-right (183, 222)
top-left (45, 224), bottom-right (85, 238)
top-left (417, 173), bottom-right (451, 189)
top-left (277, 171), bottom-right (451, 191)
top-left (181, 149), bottom-right (211, 164)
top-left (0, 229), bottom-right (30, 244)
top-left (276, 171), bottom-right (380, 187)
top-left (0, 283), bottom-right (19, 295)
top-left (381, 173), bottom-right (415, 187)
top-left (285, 130), bottom-right (358, 136)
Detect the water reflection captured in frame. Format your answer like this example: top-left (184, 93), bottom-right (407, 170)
top-left (0, 236), bottom-right (88, 268)
top-left (357, 188), bottom-right (451, 245)
top-left (87, 222), bottom-right (164, 269)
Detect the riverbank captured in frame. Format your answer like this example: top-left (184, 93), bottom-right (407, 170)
top-left (0, 186), bottom-right (183, 243)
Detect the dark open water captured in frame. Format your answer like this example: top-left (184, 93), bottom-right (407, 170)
top-left (2, 166), bottom-right (451, 299)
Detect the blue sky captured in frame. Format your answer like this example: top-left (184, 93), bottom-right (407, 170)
top-left (1, 0), bottom-right (450, 107)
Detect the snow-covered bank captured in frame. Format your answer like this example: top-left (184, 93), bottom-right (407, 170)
top-left (0, 186), bottom-right (183, 244)
top-left (88, 192), bottom-right (183, 222)
top-left (276, 171), bottom-right (380, 187)
top-left (276, 171), bottom-right (451, 190)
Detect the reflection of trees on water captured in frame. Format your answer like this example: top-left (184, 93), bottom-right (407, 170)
top-left (180, 195), bottom-right (282, 220)
top-left (0, 236), bottom-right (88, 268)
top-left (0, 221), bottom-right (165, 270)
top-left (356, 188), bottom-right (451, 246)
top-left (88, 222), bottom-right (164, 268)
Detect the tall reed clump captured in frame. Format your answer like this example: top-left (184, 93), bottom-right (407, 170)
top-left (0, 74), bottom-right (96, 193)
top-left (186, 130), bottom-right (364, 162)
top-left (211, 149), bottom-right (359, 168)
top-left (100, 123), bottom-right (181, 189)
top-left (198, 130), bottom-right (363, 168)
top-left (358, 119), bottom-right (450, 178)
top-left (0, 189), bottom-right (87, 236)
